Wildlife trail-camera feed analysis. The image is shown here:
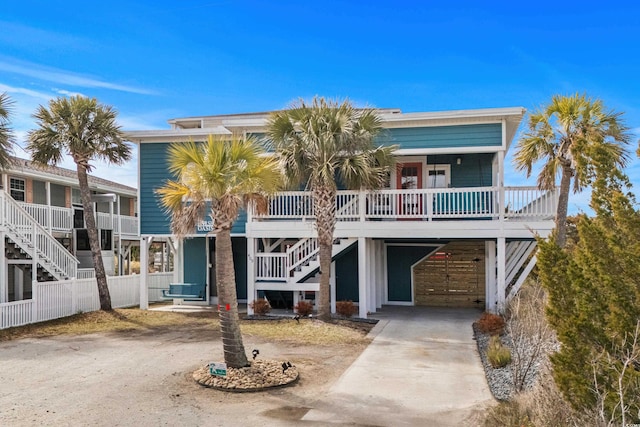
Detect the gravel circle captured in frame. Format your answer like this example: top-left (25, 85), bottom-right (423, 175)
top-left (193, 359), bottom-right (299, 392)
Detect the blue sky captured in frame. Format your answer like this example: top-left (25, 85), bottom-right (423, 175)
top-left (1, 1), bottom-right (639, 213)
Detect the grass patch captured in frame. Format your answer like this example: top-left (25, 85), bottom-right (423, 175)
top-left (0, 309), bottom-right (218, 341)
top-left (0, 309), bottom-right (372, 346)
top-left (241, 318), bottom-right (371, 346)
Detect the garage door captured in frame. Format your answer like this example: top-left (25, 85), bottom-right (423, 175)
top-left (414, 242), bottom-right (485, 308)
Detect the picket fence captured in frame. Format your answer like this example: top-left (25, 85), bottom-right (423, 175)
top-left (0, 273), bottom-right (173, 330)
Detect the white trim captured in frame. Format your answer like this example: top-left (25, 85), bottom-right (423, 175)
top-left (425, 163), bottom-right (451, 189)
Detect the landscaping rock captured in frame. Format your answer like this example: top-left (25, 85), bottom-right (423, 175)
top-left (193, 359), bottom-right (299, 392)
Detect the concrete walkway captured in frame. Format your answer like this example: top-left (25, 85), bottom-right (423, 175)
top-left (303, 306), bottom-right (494, 426)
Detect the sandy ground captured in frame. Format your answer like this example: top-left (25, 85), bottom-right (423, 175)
top-left (0, 324), bottom-right (367, 427)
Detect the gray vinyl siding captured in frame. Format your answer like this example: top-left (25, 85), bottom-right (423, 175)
top-left (378, 123), bottom-right (502, 150)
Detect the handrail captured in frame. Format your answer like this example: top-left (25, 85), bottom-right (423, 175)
top-left (1, 191), bottom-right (78, 279)
top-left (253, 186), bottom-right (557, 221)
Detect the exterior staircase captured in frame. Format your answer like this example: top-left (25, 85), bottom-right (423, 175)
top-left (255, 237), bottom-right (357, 287)
top-left (1, 191), bottom-right (78, 281)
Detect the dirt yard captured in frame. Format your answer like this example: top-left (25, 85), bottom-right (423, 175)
top-left (0, 318), bottom-right (371, 426)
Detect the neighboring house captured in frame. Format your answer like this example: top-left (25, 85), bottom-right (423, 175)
top-left (128, 107), bottom-right (557, 316)
top-left (0, 157), bottom-right (139, 302)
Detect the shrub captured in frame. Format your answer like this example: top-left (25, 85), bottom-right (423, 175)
top-left (477, 312), bottom-right (505, 335)
top-left (483, 400), bottom-right (533, 427)
top-left (249, 299), bottom-right (271, 315)
top-left (487, 335), bottom-right (511, 368)
top-left (336, 300), bottom-right (358, 318)
top-left (294, 300), bottom-right (314, 316)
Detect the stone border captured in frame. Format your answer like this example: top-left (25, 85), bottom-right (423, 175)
top-left (193, 360), bottom-right (299, 393)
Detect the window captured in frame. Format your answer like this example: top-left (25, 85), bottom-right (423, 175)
top-left (100, 229), bottom-right (112, 251)
top-left (428, 170), bottom-right (447, 188)
top-left (10, 178), bottom-right (25, 201)
top-left (72, 188), bottom-right (82, 205)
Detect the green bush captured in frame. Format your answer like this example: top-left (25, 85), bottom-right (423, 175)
top-left (249, 299), bottom-right (271, 315)
top-left (487, 335), bottom-right (511, 368)
top-left (336, 300), bottom-right (358, 318)
top-left (294, 300), bottom-right (314, 316)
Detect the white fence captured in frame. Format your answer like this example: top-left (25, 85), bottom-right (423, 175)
top-left (148, 272), bottom-right (173, 302)
top-left (0, 272), bottom-right (173, 329)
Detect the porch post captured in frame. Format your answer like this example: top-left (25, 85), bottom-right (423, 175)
top-left (358, 237), bottom-right (368, 318)
top-left (139, 236), bottom-right (150, 310)
top-left (45, 182), bottom-right (52, 233)
top-left (330, 261), bottom-right (336, 314)
top-left (374, 240), bottom-right (382, 309)
top-left (485, 240), bottom-right (497, 312)
top-left (246, 238), bottom-right (255, 315)
top-left (0, 231), bottom-right (5, 303)
top-left (367, 239), bottom-right (376, 313)
top-left (496, 237), bottom-right (506, 313)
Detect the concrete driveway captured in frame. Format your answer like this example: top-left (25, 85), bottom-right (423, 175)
top-left (304, 306), bottom-right (494, 426)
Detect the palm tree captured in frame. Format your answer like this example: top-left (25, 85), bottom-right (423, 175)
top-left (268, 97), bottom-right (395, 321)
top-left (156, 135), bottom-right (282, 368)
top-left (27, 96), bottom-right (131, 310)
top-left (514, 93), bottom-right (631, 248)
top-left (0, 92), bottom-right (15, 169)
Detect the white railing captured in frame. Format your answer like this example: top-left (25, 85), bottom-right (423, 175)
top-left (1, 275), bottom-right (144, 329)
top-left (504, 187), bottom-right (557, 219)
top-left (1, 192), bottom-right (78, 280)
top-left (148, 272), bottom-right (173, 302)
top-left (253, 186), bottom-right (556, 222)
top-left (255, 253), bottom-right (288, 281)
top-left (77, 268), bottom-right (96, 279)
top-left (18, 202), bottom-right (73, 232)
top-left (118, 216), bottom-right (139, 235)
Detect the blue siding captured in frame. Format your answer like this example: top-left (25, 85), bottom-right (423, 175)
top-left (183, 238), bottom-right (207, 286)
top-left (139, 142), bottom-right (247, 235)
top-left (140, 143), bottom-right (173, 235)
top-left (335, 245), bottom-right (359, 302)
top-left (428, 153), bottom-right (494, 187)
top-left (378, 124), bottom-right (502, 150)
top-left (387, 246), bottom-right (438, 302)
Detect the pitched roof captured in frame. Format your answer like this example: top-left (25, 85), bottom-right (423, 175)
top-left (7, 156), bottom-right (137, 195)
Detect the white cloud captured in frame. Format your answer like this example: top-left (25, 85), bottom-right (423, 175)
top-left (0, 83), bottom-right (51, 101)
top-left (0, 58), bottom-right (156, 95)
top-left (53, 88), bottom-right (87, 98)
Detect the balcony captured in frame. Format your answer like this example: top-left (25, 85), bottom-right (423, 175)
top-left (250, 186), bottom-right (557, 223)
top-left (17, 202), bottom-right (139, 238)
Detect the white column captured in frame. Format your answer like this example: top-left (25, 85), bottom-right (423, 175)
top-left (376, 240), bottom-right (384, 309)
top-left (330, 261), bottom-right (336, 314)
top-left (16, 267), bottom-right (24, 300)
top-left (45, 182), bottom-right (52, 233)
top-left (358, 237), bottom-right (368, 318)
top-left (485, 240), bottom-right (497, 312)
top-left (367, 239), bottom-right (376, 313)
top-left (139, 236), bottom-right (149, 310)
top-left (496, 237), bottom-right (506, 313)
top-left (117, 196), bottom-right (123, 276)
top-left (497, 148), bottom-right (506, 222)
top-left (31, 223), bottom-right (38, 283)
top-left (0, 231), bottom-right (5, 303)
top-left (246, 238), bottom-right (255, 315)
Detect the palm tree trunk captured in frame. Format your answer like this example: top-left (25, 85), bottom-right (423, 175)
top-left (555, 165), bottom-right (573, 248)
top-left (216, 226), bottom-right (249, 368)
top-left (76, 164), bottom-right (112, 310)
top-left (314, 185), bottom-right (336, 322)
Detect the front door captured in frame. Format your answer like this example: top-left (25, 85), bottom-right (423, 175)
top-left (397, 163), bottom-right (423, 218)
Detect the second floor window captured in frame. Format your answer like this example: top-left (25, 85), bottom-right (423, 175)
top-left (10, 178), bottom-right (25, 201)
